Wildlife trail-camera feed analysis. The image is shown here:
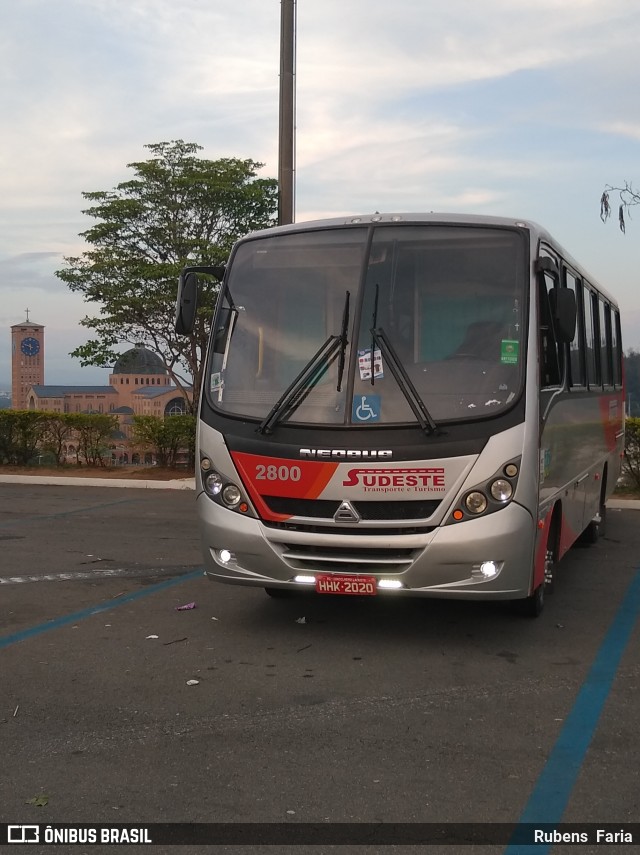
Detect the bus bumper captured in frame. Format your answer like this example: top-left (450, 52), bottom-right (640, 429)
top-left (198, 494), bottom-right (536, 601)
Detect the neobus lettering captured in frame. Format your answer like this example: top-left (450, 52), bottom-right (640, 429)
top-left (299, 448), bottom-right (393, 459)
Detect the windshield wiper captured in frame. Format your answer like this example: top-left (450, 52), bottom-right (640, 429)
top-left (370, 326), bottom-right (440, 436)
top-left (367, 283), bottom-right (438, 435)
top-left (257, 291), bottom-right (350, 435)
top-left (336, 290), bottom-right (350, 392)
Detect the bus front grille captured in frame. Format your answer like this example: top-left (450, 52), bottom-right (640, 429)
top-left (276, 542), bottom-right (417, 574)
top-left (263, 496), bottom-right (440, 521)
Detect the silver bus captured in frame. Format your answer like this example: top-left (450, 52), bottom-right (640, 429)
top-left (175, 213), bottom-right (624, 616)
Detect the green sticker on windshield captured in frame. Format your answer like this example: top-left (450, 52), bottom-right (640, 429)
top-left (501, 339), bottom-right (519, 364)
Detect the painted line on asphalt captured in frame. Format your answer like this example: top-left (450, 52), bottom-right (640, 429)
top-left (0, 568), bottom-right (130, 584)
top-left (504, 569), bottom-right (640, 854)
top-left (0, 569), bottom-right (203, 649)
top-left (0, 566), bottom-right (192, 584)
top-left (0, 497), bottom-right (136, 529)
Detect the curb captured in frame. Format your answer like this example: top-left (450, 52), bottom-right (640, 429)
top-left (0, 475), bottom-right (195, 490)
top-left (608, 499), bottom-right (640, 510)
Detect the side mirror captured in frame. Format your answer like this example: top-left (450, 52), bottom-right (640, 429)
top-left (551, 287), bottom-right (577, 343)
top-left (175, 271), bottom-right (199, 335)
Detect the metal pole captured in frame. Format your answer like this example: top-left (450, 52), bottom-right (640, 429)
top-left (278, 0), bottom-right (296, 226)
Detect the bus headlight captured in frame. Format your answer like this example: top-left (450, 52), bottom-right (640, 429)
top-left (490, 479), bottom-right (513, 502)
top-left (204, 472), bottom-right (223, 496)
top-left (447, 457), bottom-right (521, 525)
top-left (221, 484), bottom-right (242, 508)
top-left (465, 491), bottom-right (488, 514)
top-left (202, 469), bottom-right (250, 514)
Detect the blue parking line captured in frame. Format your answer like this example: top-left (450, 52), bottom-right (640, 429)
top-left (0, 569), bottom-right (203, 649)
top-left (504, 569), bottom-right (640, 853)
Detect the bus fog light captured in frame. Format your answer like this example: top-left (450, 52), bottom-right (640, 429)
top-left (472, 561), bottom-right (501, 579)
top-left (490, 479), bottom-right (513, 502)
top-left (221, 484), bottom-right (242, 507)
top-left (294, 575), bottom-right (316, 585)
top-left (480, 561), bottom-right (498, 578)
top-left (218, 549), bottom-right (235, 564)
top-left (464, 491), bottom-right (487, 514)
top-left (200, 457), bottom-right (212, 471)
top-left (204, 472), bottom-right (223, 496)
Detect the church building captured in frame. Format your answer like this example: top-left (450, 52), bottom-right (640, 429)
top-left (11, 315), bottom-right (190, 464)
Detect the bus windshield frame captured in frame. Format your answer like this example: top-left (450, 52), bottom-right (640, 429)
top-left (205, 222), bottom-right (528, 429)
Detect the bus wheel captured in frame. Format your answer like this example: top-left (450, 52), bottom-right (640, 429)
top-left (517, 583), bottom-right (545, 618)
top-left (582, 498), bottom-right (607, 544)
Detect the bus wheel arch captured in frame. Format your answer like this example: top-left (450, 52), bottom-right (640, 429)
top-left (516, 503), bottom-right (560, 618)
top-left (543, 503), bottom-right (562, 594)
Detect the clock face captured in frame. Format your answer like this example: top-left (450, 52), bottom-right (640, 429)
top-left (21, 336), bottom-right (40, 356)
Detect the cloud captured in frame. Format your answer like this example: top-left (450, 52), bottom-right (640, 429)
top-left (2, 0), bottom-right (640, 357)
top-left (0, 253), bottom-right (64, 291)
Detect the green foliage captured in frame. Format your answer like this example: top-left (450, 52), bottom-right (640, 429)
top-left (64, 413), bottom-right (119, 467)
top-left (40, 415), bottom-right (75, 464)
top-left (132, 414), bottom-right (196, 468)
top-left (55, 140), bottom-right (278, 412)
top-left (0, 411), bottom-right (51, 465)
top-left (624, 350), bottom-right (640, 416)
top-left (622, 417), bottom-right (640, 490)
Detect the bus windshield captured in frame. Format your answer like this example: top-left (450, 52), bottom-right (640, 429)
top-left (207, 224), bottom-right (527, 426)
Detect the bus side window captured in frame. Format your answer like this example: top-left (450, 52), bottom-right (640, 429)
top-left (583, 286), bottom-right (599, 387)
top-left (600, 300), bottom-right (613, 387)
top-left (565, 269), bottom-right (585, 387)
top-left (612, 309), bottom-right (622, 388)
top-left (539, 271), bottom-right (563, 387)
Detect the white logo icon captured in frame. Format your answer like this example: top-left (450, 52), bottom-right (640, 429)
top-left (8, 826), bottom-right (40, 844)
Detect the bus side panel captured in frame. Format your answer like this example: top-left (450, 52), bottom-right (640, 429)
top-left (539, 389), bottom-right (624, 557)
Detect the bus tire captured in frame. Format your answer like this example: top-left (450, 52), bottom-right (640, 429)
top-left (582, 494), bottom-right (607, 544)
top-left (517, 583), bottom-right (545, 618)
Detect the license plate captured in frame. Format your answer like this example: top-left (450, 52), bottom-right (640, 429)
top-left (315, 574), bottom-right (377, 595)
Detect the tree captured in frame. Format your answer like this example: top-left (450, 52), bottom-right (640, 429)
top-left (600, 182), bottom-right (639, 233)
top-left (65, 414), bottom-right (119, 467)
top-left (0, 411), bottom-right (50, 465)
top-left (624, 350), bottom-right (640, 416)
top-left (56, 141), bottom-right (278, 413)
top-left (132, 414), bottom-right (196, 468)
top-left (41, 415), bottom-right (74, 465)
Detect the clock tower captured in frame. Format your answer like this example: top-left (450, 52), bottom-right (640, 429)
top-left (11, 311), bottom-right (45, 410)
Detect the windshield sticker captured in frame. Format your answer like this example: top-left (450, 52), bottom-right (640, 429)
top-left (352, 394), bottom-right (381, 422)
top-left (501, 339), bottom-right (519, 364)
top-left (358, 347), bottom-right (384, 380)
top-left (210, 372), bottom-right (223, 392)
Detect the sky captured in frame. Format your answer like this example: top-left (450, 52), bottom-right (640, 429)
top-left (1, 0), bottom-right (639, 386)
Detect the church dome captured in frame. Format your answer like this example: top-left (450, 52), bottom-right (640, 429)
top-left (112, 346), bottom-right (167, 375)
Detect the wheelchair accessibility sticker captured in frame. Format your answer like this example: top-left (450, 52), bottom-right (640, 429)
top-left (352, 394), bottom-right (381, 422)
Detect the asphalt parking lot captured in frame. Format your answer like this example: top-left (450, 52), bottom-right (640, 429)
top-left (0, 482), bottom-right (638, 854)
